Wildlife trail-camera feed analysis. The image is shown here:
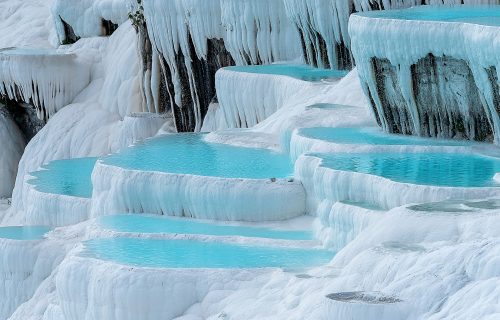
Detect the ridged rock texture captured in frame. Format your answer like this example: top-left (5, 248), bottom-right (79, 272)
top-left (350, 7), bottom-right (500, 142)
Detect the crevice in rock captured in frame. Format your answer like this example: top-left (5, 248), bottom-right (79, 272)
top-left (368, 54), bottom-right (493, 142)
top-left (372, 58), bottom-right (414, 135)
top-left (101, 19), bottom-right (119, 36)
top-left (486, 66), bottom-right (500, 116)
top-left (411, 54), bottom-right (492, 141)
top-left (1, 98), bottom-right (45, 142)
top-left (60, 17), bottom-right (79, 45)
top-left (151, 35), bottom-right (235, 132)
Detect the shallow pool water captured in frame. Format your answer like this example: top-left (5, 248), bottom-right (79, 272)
top-left (301, 127), bottom-right (472, 146)
top-left (225, 64), bottom-right (348, 82)
top-left (102, 134), bottom-right (293, 179)
top-left (0, 48), bottom-right (67, 56)
top-left (83, 238), bottom-right (333, 269)
top-left (100, 215), bottom-right (312, 240)
top-left (339, 200), bottom-right (384, 211)
top-left (305, 103), bottom-right (353, 110)
top-left (357, 6), bottom-right (500, 26)
top-left (28, 157), bottom-right (97, 198)
top-left (315, 152), bottom-right (500, 187)
top-left (0, 226), bottom-right (51, 240)
top-left (464, 199), bottom-right (500, 210)
top-left (409, 199), bottom-right (500, 212)
top-left (408, 201), bottom-right (474, 213)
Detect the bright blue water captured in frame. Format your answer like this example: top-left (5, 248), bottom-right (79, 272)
top-left (315, 152), bottom-right (500, 187)
top-left (357, 6), bottom-right (500, 26)
top-left (301, 127), bottom-right (473, 146)
top-left (225, 64), bottom-right (348, 82)
top-left (0, 226), bottom-right (51, 240)
top-left (100, 215), bottom-right (312, 240)
top-left (102, 134), bottom-right (293, 179)
top-left (83, 238), bottom-right (334, 269)
top-left (28, 157), bottom-right (97, 198)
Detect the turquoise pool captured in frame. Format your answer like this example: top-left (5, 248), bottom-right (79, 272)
top-left (357, 6), bottom-right (500, 27)
top-left (300, 127), bottom-right (472, 146)
top-left (102, 134), bottom-right (293, 179)
top-left (0, 226), bottom-right (50, 240)
top-left (225, 64), bottom-right (348, 82)
top-left (28, 157), bottom-right (97, 198)
top-left (100, 215), bottom-right (312, 240)
top-left (83, 238), bottom-right (333, 269)
top-left (315, 152), bottom-right (500, 187)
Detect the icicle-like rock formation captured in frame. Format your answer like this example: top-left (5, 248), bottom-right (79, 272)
top-left (0, 109), bottom-right (25, 198)
top-left (3, 101), bottom-right (45, 142)
top-left (283, 0), bottom-right (500, 70)
top-left (349, 6), bottom-right (500, 142)
top-left (203, 65), bottom-right (361, 132)
top-left (220, 0), bottom-right (301, 65)
top-left (143, 0), bottom-right (234, 132)
top-left (202, 68), bottom-right (315, 131)
top-left (53, 0), bottom-right (131, 43)
top-left (5, 23), bottom-right (168, 225)
top-left (283, 0), bottom-right (353, 70)
top-left (48, 0), bottom-right (500, 135)
top-left (0, 48), bottom-right (91, 120)
top-left (142, 0), bottom-right (301, 132)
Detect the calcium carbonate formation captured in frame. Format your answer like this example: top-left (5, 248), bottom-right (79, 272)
top-left (142, 0), bottom-right (301, 132)
top-left (203, 67), bottom-right (316, 130)
top-left (350, 6), bottom-right (500, 142)
top-left (0, 110), bottom-right (25, 198)
top-left (283, 0), bottom-right (500, 71)
top-left (7, 0), bottom-right (499, 134)
top-left (0, 1), bottom-right (500, 320)
top-left (53, 0), bottom-right (131, 43)
top-left (0, 48), bottom-right (90, 120)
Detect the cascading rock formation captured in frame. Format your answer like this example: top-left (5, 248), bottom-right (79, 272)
top-left (0, 1), bottom-right (500, 320)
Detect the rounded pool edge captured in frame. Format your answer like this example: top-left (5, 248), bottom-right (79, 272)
top-left (222, 64), bottom-right (348, 82)
top-left (22, 181), bottom-right (91, 227)
top-left (295, 154), bottom-right (500, 210)
top-left (289, 126), bottom-right (476, 162)
top-left (91, 162), bottom-right (306, 222)
top-left (27, 157), bottom-right (97, 198)
top-left (352, 5), bottom-right (500, 27)
top-left (314, 151), bottom-right (500, 188)
top-left (298, 127), bottom-right (478, 147)
top-left (98, 214), bottom-right (315, 241)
